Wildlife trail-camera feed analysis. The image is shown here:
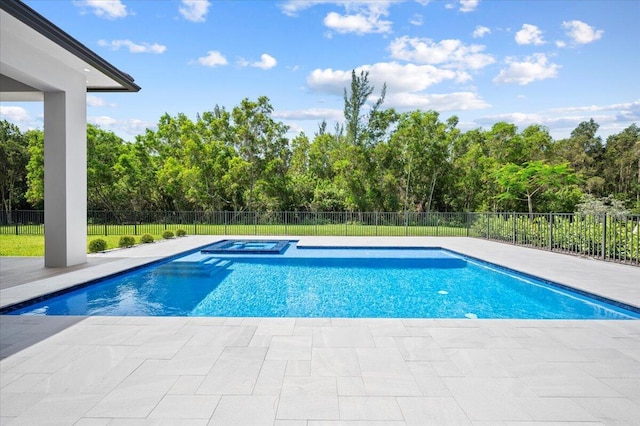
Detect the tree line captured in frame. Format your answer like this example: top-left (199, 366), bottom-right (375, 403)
top-left (1, 71), bottom-right (639, 216)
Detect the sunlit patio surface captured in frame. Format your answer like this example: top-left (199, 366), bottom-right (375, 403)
top-left (1, 236), bottom-right (639, 425)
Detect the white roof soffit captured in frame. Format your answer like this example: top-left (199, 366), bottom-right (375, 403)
top-left (0, 0), bottom-right (140, 101)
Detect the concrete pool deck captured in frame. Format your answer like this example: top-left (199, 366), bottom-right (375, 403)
top-left (1, 236), bottom-right (639, 425)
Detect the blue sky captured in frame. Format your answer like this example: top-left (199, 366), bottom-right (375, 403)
top-left (2, 0), bottom-right (639, 141)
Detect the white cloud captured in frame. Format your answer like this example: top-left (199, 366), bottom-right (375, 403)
top-left (474, 100), bottom-right (640, 139)
top-left (409, 14), bottom-right (423, 26)
top-left (549, 100), bottom-right (640, 115)
top-left (272, 108), bottom-right (344, 121)
top-left (307, 62), bottom-right (469, 95)
top-left (562, 20), bottom-right (603, 44)
top-left (279, 0), bottom-right (402, 17)
top-left (323, 9), bottom-right (392, 35)
top-left (74, 0), bottom-right (127, 19)
top-left (515, 24), bottom-right (545, 45)
top-left (88, 116), bottom-right (154, 137)
top-left (459, 0), bottom-right (479, 12)
top-left (555, 40), bottom-right (567, 48)
top-left (472, 25), bottom-right (490, 38)
top-left (196, 50), bottom-right (228, 67)
top-left (388, 36), bottom-right (495, 70)
top-left (0, 106), bottom-right (31, 123)
top-left (124, 119), bottom-right (155, 135)
top-left (284, 122), bottom-right (307, 135)
top-left (252, 54), bottom-right (277, 70)
top-left (98, 39), bottom-right (166, 54)
top-left (476, 112), bottom-right (545, 127)
top-left (305, 62), bottom-right (488, 112)
top-left (385, 91), bottom-right (489, 110)
top-left (279, 0), bottom-right (335, 17)
top-left (179, 0), bottom-right (210, 23)
top-left (87, 95), bottom-right (106, 107)
top-left (236, 57), bottom-right (250, 67)
top-left (493, 53), bottom-right (559, 85)
top-left (89, 115), bottom-right (118, 128)
top-left (280, 1), bottom-right (396, 34)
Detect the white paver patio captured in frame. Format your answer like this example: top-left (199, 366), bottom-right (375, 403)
top-left (1, 236), bottom-right (639, 425)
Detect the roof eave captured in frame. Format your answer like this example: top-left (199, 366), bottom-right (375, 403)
top-left (0, 0), bottom-right (141, 93)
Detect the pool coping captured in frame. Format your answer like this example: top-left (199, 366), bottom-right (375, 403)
top-left (1, 236), bottom-right (639, 313)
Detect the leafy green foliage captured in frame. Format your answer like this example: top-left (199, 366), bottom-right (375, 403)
top-left (140, 234), bottom-right (154, 244)
top-left (3, 82), bottom-right (639, 216)
top-left (576, 194), bottom-right (630, 218)
top-left (89, 238), bottom-right (108, 253)
top-left (0, 121), bottom-right (29, 216)
top-left (118, 235), bottom-right (136, 248)
top-left (175, 229), bottom-right (186, 237)
top-left (471, 213), bottom-right (638, 262)
top-left (494, 161), bottom-right (579, 214)
top-left (162, 230), bottom-right (175, 239)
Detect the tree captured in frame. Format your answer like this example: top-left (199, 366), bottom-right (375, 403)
top-left (288, 133), bottom-right (315, 210)
top-left (25, 129), bottom-right (44, 209)
top-left (390, 110), bottom-right (457, 212)
top-left (449, 129), bottom-right (488, 211)
top-left (554, 119), bottom-right (604, 196)
top-left (231, 96), bottom-right (289, 210)
top-left (602, 124), bottom-right (640, 207)
top-left (494, 161), bottom-right (578, 214)
top-left (0, 121), bottom-right (29, 217)
top-left (86, 124), bottom-right (126, 211)
top-left (343, 69), bottom-right (388, 147)
top-left (485, 122), bottom-right (525, 164)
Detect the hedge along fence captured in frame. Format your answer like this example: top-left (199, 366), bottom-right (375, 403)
top-left (470, 212), bottom-right (640, 265)
top-left (1, 210), bottom-right (639, 265)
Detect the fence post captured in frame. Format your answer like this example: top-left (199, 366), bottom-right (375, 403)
top-left (486, 213), bottom-right (490, 239)
top-left (548, 213), bottom-right (553, 251)
top-left (343, 212), bottom-right (347, 235)
top-left (375, 211), bottom-right (378, 236)
top-left (15, 221), bottom-right (18, 235)
top-left (466, 212), bottom-right (470, 237)
top-left (512, 212), bottom-right (516, 244)
top-left (103, 211), bottom-right (107, 236)
top-left (285, 211), bottom-right (288, 235)
top-left (254, 211), bottom-right (258, 235)
top-left (224, 211), bottom-right (228, 235)
top-left (405, 211), bottom-right (408, 236)
top-left (602, 213), bottom-right (607, 260)
top-left (315, 212), bottom-right (318, 236)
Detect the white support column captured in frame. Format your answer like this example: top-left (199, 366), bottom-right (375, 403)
top-left (44, 86), bottom-right (87, 267)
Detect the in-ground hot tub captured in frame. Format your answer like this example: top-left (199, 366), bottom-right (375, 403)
top-left (200, 239), bottom-right (291, 254)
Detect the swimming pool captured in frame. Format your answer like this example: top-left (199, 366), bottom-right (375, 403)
top-left (3, 241), bottom-right (639, 319)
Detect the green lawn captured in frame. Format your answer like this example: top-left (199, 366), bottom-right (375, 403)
top-left (0, 223), bottom-right (466, 256)
top-left (0, 234), bottom-right (168, 256)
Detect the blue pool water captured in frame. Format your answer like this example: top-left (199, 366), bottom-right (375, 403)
top-left (4, 242), bottom-right (639, 319)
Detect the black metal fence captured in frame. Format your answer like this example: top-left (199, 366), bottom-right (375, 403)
top-left (1, 210), bottom-right (639, 265)
top-left (470, 212), bottom-right (640, 266)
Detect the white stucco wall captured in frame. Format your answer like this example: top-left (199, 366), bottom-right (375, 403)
top-left (2, 10), bottom-right (88, 267)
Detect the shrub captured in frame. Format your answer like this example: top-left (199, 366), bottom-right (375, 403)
top-left (176, 228), bottom-right (187, 237)
top-left (140, 234), bottom-right (154, 244)
top-left (88, 238), bottom-right (108, 253)
top-left (118, 235), bottom-right (136, 248)
top-left (162, 230), bottom-right (175, 239)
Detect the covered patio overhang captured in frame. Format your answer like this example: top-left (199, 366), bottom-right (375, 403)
top-left (0, 0), bottom-right (140, 267)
